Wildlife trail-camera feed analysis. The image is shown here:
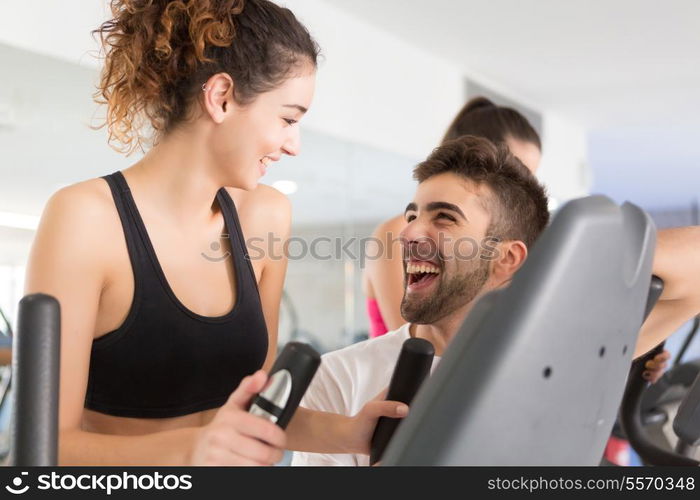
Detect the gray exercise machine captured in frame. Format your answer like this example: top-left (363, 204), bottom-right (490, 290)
top-left (383, 196), bottom-right (668, 465)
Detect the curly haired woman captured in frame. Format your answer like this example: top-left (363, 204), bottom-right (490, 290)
top-left (25, 0), bottom-right (406, 465)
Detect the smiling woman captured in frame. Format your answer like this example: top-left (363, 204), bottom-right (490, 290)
top-left (20, 0), bottom-right (407, 466)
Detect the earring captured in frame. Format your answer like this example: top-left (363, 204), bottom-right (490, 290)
top-left (202, 83), bottom-right (207, 92)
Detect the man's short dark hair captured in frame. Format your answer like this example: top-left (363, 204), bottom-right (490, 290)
top-left (413, 135), bottom-right (550, 247)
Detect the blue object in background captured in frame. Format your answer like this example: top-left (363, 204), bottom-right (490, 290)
top-left (589, 126), bottom-right (700, 211)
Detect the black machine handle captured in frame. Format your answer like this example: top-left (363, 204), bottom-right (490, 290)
top-left (672, 364), bottom-right (700, 450)
top-left (10, 294), bottom-right (61, 466)
top-left (370, 337), bottom-right (435, 465)
top-left (248, 342), bottom-right (320, 429)
top-left (619, 276), bottom-right (700, 466)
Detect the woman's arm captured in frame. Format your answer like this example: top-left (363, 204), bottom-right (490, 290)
top-left (635, 226), bottom-right (700, 357)
top-left (24, 183), bottom-right (125, 464)
top-left (365, 215), bottom-right (408, 331)
top-left (248, 186), bottom-right (292, 372)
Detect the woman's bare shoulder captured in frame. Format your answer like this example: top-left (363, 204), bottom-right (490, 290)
top-left (226, 183), bottom-right (291, 229)
top-left (372, 213), bottom-right (406, 240)
top-left (26, 176), bottom-right (121, 296)
top-left (43, 177), bottom-right (116, 227)
top-left (37, 177), bottom-right (121, 257)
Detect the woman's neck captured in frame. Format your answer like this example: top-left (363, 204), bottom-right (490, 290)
top-left (126, 126), bottom-right (224, 226)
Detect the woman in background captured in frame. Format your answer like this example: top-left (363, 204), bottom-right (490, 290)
top-left (363, 97), bottom-right (542, 337)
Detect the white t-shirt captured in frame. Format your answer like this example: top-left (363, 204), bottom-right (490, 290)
top-left (291, 323), bottom-right (440, 466)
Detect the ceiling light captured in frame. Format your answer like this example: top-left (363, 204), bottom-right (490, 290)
top-left (272, 180), bottom-right (298, 195)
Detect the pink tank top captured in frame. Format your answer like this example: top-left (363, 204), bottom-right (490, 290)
top-left (366, 298), bottom-right (388, 338)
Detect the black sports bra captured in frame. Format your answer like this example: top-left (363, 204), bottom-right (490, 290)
top-left (84, 171), bottom-right (268, 418)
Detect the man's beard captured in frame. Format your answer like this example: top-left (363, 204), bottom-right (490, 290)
top-left (400, 258), bottom-right (490, 325)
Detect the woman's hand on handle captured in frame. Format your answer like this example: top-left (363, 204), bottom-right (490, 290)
top-left (190, 370), bottom-right (286, 466)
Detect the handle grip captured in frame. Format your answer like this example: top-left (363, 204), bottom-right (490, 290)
top-left (249, 342), bottom-right (321, 429)
top-left (370, 337), bottom-right (434, 465)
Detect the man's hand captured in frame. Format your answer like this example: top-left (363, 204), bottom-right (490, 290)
top-left (342, 388), bottom-right (408, 455)
top-left (643, 349), bottom-right (671, 384)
